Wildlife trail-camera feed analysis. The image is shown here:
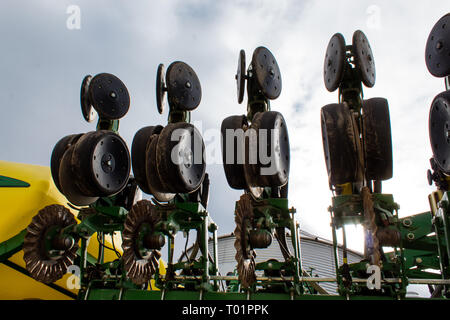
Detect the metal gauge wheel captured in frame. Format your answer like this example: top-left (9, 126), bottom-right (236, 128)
top-left (166, 61), bottom-right (202, 111)
top-left (80, 75), bottom-right (97, 122)
top-left (23, 204), bottom-right (79, 283)
top-left (122, 200), bottom-right (163, 286)
top-left (221, 115), bottom-right (248, 189)
top-left (156, 64), bottom-right (166, 114)
top-left (362, 97), bottom-right (393, 181)
top-left (234, 194), bottom-right (256, 289)
top-left (236, 49), bottom-right (246, 104)
top-left (429, 90), bottom-right (450, 173)
top-left (131, 126), bottom-right (164, 195)
top-left (425, 13), bottom-right (450, 77)
top-left (156, 122), bottom-right (206, 194)
top-left (252, 46), bottom-right (282, 99)
top-left (321, 103), bottom-right (361, 186)
top-left (145, 133), bottom-right (175, 202)
top-left (50, 133), bottom-right (83, 194)
top-left (353, 30), bottom-right (376, 88)
top-left (71, 130), bottom-right (130, 197)
top-left (324, 33), bottom-right (346, 92)
top-left (89, 73), bottom-right (130, 120)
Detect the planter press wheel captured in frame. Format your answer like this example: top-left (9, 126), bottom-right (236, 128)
top-left (131, 126), bottom-right (164, 195)
top-left (80, 75), bottom-right (97, 122)
top-left (324, 33), bottom-right (346, 92)
top-left (59, 143), bottom-right (99, 206)
top-left (88, 73), bottom-right (130, 120)
top-left (234, 193), bottom-right (256, 289)
top-left (362, 97), bottom-right (393, 181)
top-left (23, 204), bottom-right (79, 283)
top-left (425, 13), bottom-right (450, 78)
top-left (166, 61), bottom-right (202, 111)
top-left (236, 49), bottom-right (246, 104)
top-left (352, 30), bottom-right (376, 88)
top-left (221, 115), bottom-right (248, 189)
top-left (321, 103), bottom-right (361, 186)
top-left (50, 133), bottom-right (83, 194)
top-left (156, 122), bottom-right (206, 194)
top-left (429, 90), bottom-right (450, 174)
top-left (250, 111), bottom-right (290, 187)
top-left (122, 200), bottom-right (162, 286)
top-left (71, 130), bottom-right (131, 197)
top-left (251, 46), bottom-right (282, 100)
top-left (145, 133), bottom-right (175, 202)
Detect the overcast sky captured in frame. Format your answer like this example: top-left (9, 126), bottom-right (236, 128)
top-left (0, 1), bottom-right (448, 254)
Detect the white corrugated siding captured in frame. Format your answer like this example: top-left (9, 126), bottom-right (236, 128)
top-left (194, 233), bottom-right (363, 295)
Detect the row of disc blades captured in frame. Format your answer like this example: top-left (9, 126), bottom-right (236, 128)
top-left (221, 111), bottom-right (290, 198)
top-left (323, 30), bottom-right (376, 92)
top-left (131, 122), bottom-right (206, 202)
top-left (50, 130), bottom-right (131, 206)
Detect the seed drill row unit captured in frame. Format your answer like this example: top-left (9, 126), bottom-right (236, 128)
top-left (1, 13), bottom-right (450, 300)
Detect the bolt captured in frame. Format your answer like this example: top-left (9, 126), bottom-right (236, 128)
top-left (416, 257), bottom-right (423, 264)
top-left (110, 91), bottom-right (117, 99)
top-left (185, 81), bottom-right (191, 88)
top-left (436, 41), bottom-right (443, 50)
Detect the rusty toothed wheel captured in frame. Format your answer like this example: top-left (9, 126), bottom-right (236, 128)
top-left (234, 194), bottom-right (257, 289)
top-left (122, 200), bottom-right (163, 286)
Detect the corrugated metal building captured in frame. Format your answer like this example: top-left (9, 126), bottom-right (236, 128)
top-left (186, 230), bottom-right (363, 294)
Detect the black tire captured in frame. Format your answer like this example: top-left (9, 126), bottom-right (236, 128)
top-left (425, 13), bottom-right (450, 78)
top-left (50, 133), bottom-right (83, 194)
top-left (156, 122), bottom-right (206, 194)
top-left (324, 33), bottom-right (346, 92)
top-left (321, 103), bottom-right (360, 185)
top-left (362, 98), bottom-right (393, 181)
top-left (59, 144), bottom-right (98, 206)
top-left (166, 61), bottom-right (202, 111)
top-left (429, 90), bottom-right (450, 173)
top-left (221, 115), bottom-right (248, 189)
top-left (352, 30), bottom-right (376, 88)
top-left (146, 133), bottom-right (175, 202)
top-left (71, 131), bottom-right (130, 197)
top-left (131, 126), bottom-right (163, 195)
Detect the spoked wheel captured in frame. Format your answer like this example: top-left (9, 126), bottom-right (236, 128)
top-left (321, 103), bottom-right (361, 186)
top-left (156, 122), bottom-right (206, 194)
top-left (362, 97), bottom-right (393, 181)
top-left (234, 194), bottom-right (256, 289)
top-left (122, 200), bottom-right (163, 286)
top-left (221, 115), bottom-right (248, 189)
top-left (23, 205), bottom-right (79, 283)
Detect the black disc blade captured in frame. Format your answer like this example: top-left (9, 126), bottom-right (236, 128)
top-left (324, 33), bottom-right (346, 92)
top-left (425, 13), bottom-right (450, 77)
top-left (353, 30), bottom-right (376, 88)
top-left (156, 64), bottom-right (166, 114)
top-left (166, 61), bottom-right (202, 111)
top-left (429, 90), bottom-right (450, 173)
top-left (236, 49), bottom-right (246, 104)
top-left (252, 46), bottom-right (282, 99)
top-left (89, 73), bottom-right (130, 120)
top-left (80, 75), bottom-right (97, 122)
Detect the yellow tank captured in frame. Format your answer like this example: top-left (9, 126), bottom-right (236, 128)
top-left (0, 160), bottom-right (164, 300)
